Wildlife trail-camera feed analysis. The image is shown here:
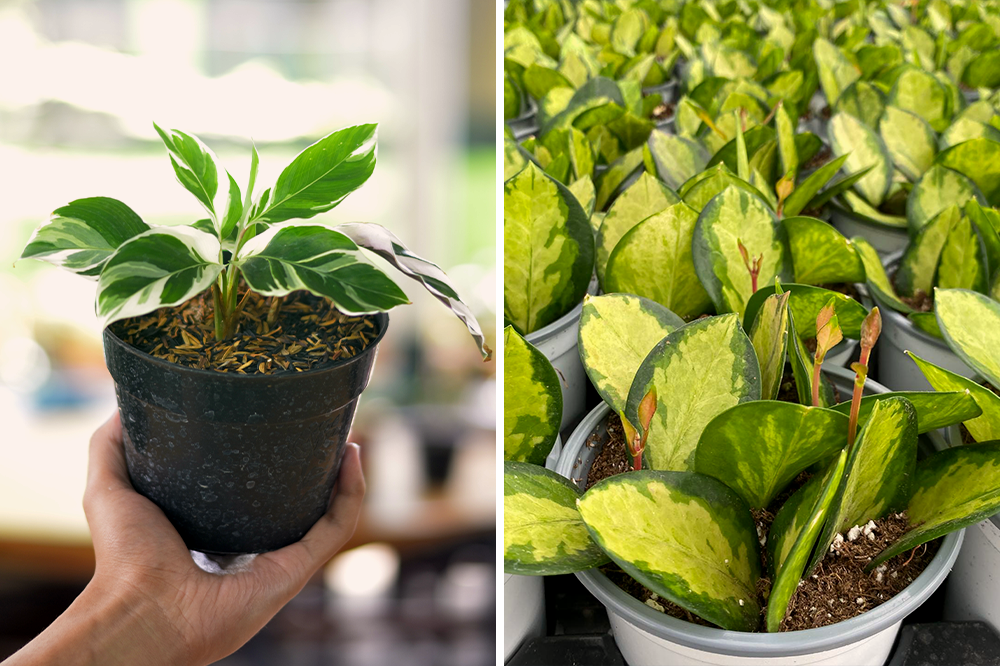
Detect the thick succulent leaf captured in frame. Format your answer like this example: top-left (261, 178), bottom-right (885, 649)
top-left (853, 236), bottom-right (912, 313)
top-left (251, 123), bottom-right (377, 224)
top-left (766, 450), bottom-right (847, 632)
top-left (628, 314), bottom-right (760, 471)
top-left (743, 282), bottom-right (867, 340)
top-left (967, 200), bottom-right (1000, 275)
top-left (504, 462), bottom-right (608, 575)
top-left (20, 197), bottom-right (150, 278)
top-left (504, 163), bottom-right (595, 334)
top-left (695, 402), bottom-right (849, 509)
top-left (796, 164), bottom-right (876, 216)
top-left (909, 312), bottom-right (943, 337)
top-left (788, 306), bottom-right (836, 408)
top-left (692, 186), bottom-right (792, 317)
top-left (706, 126), bottom-right (775, 173)
top-left (646, 129), bottom-right (710, 191)
top-left (887, 67), bottom-right (950, 132)
top-left (841, 191), bottom-right (908, 228)
top-left (829, 113), bottom-right (893, 208)
top-left (569, 176), bottom-right (596, 219)
top-left (605, 202), bottom-right (713, 320)
top-left (782, 155), bottom-right (849, 218)
top-left (578, 471), bottom-right (761, 631)
top-left (836, 80), bottom-right (885, 129)
top-left (940, 118), bottom-right (1000, 150)
top-left (908, 165), bottom-right (985, 235)
top-left (237, 224), bottom-right (409, 314)
top-left (523, 64), bottom-right (573, 100)
top-left (783, 216), bottom-right (865, 285)
top-left (504, 328), bottom-right (561, 464)
top-left (935, 288), bottom-right (1000, 387)
top-left (896, 205), bottom-right (961, 298)
top-left (681, 168), bottom-right (772, 213)
top-left (749, 291), bottom-right (790, 401)
top-left (595, 147), bottom-right (645, 211)
top-left (504, 136), bottom-right (531, 181)
top-left (870, 443), bottom-right (1000, 569)
top-left (595, 171), bottom-right (678, 284)
top-left (831, 391), bottom-right (981, 434)
top-left (335, 223), bottom-right (490, 358)
top-left (879, 106), bottom-right (937, 183)
top-left (937, 217), bottom-right (988, 292)
top-left (935, 138), bottom-right (1000, 205)
top-left (578, 294), bottom-right (682, 413)
top-left (908, 352), bottom-right (1000, 442)
top-left (963, 52), bottom-right (1000, 89)
top-left (96, 226), bottom-right (223, 324)
top-left (810, 397), bottom-right (918, 571)
top-left (813, 38), bottom-right (860, 106)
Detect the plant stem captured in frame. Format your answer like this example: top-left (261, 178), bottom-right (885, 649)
top-left (811, 355), bottom-right (823, 407)
top-left (632, 452), bottom-right (642, 472)
top-left (211, 284), bottom-right (225, 342)
top-left (847, 346), bottom-right (872, 449)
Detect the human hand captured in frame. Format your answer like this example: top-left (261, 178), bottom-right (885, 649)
top-left (5, 412), bottom-right (365, 666)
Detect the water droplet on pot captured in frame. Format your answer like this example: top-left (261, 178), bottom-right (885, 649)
top-left (246, 481), bottom-right (255, 489)
top-left (252, 501), bottom-right (260, 508)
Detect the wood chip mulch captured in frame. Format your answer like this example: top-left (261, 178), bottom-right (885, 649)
top-left (110, 285), bottom-right (377, 375)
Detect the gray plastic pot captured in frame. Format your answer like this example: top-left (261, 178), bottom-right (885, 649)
top-left (642, 79), bottom-right (678, 105)
top-left (508, 97), bottom-right (539, 140)
top-left (870, 254), bottom-right (976, 391)
top-left (829, 202), bottom-right (908, 257)
top-left (555, 365), bottom-right (962, 666)
top-left (526, 297), bottom-right (590, 431)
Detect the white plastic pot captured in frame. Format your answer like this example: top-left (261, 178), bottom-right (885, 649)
top-left (555, 366), bottom-right (962, 666)
top-left (943, 514), bottom-right (1000, 634)
top-left (869, 255), bottom-right (976, 392)
top-left (829, 205), bottom-right (908, 257)
top-left (526, 300), bottom-right (589, 431)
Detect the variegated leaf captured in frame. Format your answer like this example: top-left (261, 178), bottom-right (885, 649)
top-left (940, 118), bottom-right (1000, 150)
top-left (692, 186), bottom-right (792, 317)
top-left (852, 236), bottom-right (913, 313)
top-left (813, 38), bottom-right (860, 106)
top-left (604, 202), bottom-right (713, 320)
top-left (935, 288), bottom-right (1000, 387)
top-left (749, 291), bottom-right (790, 401)
top-left (504, 328), bottom-right (562, 464)
top-left (236, 224), bottom-right (409, 314)
top-left (907, 164), bottom-right (985, 235)
top-left (836, 81), bottom-right (885, 129)
top-left (908, 351), bottom-right (1000, 442)
top-left (787, 305), bottom-right (836, 407)
top-left (681, 167), bottom-right (771, 213)
top-left (831, 390), bottom-right (981, 434)
top-left (810, 397), bottom-right (918, 571)
top-left (870, 443), bottom-right (1000, 569)
top-left (706, 126), bottom-right (775, 173)
top-left (504, 462), bottom-right (608, 575)
top-left (829, 113), bottom-right (893, 208)
top-left (766, 451), bottom-right (846, 632)
top-left (887, 67), bottom-right (951, 132)
top-left (935, 138), bottom-right (1000, 205)
top-left (578, 471), bottom-right (761, 631)
top-left (646, 129), bottom-right (710, 191)
top-left (909, 312), bottom-right (943, 338)
top-left (743, 283), bottom-right (868, 339)
top-left (967, 200), bottom-right (1000, 275)
top-left (791, 163), bottom-right (875, 217)
top-left (504, 163), bottom-right (595, 334)
top-left (963, 52), bottom-right (1000, 89)
top-left (776, 104), bottom-right (797, 179)
top-left (20, 197), bottom-right (150, 278)
top-left (569, 176), bottom-right (596, 219)
top-left (938, 217), bottom-right (988, 292)
top-left (335, 223), bottom-right (490, 359)
top-left (896, 205), bottom-right (961, 298)
top-left (578, 294), bottom-right (682, 413)
top-left (250, 123), bottom-right (377, 225)
top-left (595, 171), bottom-right (678, 284)
top-left (96, 226), bottom-right (223, 324)
top-left (628, 314), bottom-right (761, 471)
top-left (879, 106), bottom-right (937, 182)
top-left (595, 147), bottom-right (645, 211)
top-left (503, 136), bottom-right (531, 181)
top-left (695, 402), bottom-right (849, 509)
top-left (841, 191), bottom-right (908, 228)
top-left (783, 216), bottom-right (865, 285)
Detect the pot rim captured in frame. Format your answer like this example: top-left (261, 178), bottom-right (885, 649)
top-left (103, 310), bottom-right (389, 382)
top-left (556, 365), bottom-right (964, 657)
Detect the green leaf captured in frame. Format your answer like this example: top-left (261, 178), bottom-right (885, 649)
top-left (692, 186), bottom-right (793, 317)
top-left (604, 202), bottom-right (713, 320)
top-left (20, 197), bottom-right (151, 278)
top-left (887, 67), bottom-right (951, 132)
top-left (829, 113), bottom-right (893, 208)
top-left (766, 450), bottom-right (847, 631)
top-left (940, 118), bottom-right (1000, 151)
top-left (251, 123), bottom-right (377, 224)
top-left (503, 329), bottom-right (562, 464)
top-left (96, 226), bottom-right (223, 324)
top-left (869, 443), bottom-right (1000, 569)
top-left (628, 314), bottom-right (761, 471)
top-left (831, 391), bottom-right (982, 434)
top-left (835, 80), bottom-right (885, 129)
top-left (595, 171), bottom-right (678, 284)
top-left (781, 155), bottom-right (850, 218)
top-left (523, 64), bottom-right (573, 100)
top-left (695, 401), bottom-right (849, 509)
top-left (569, 175), bottom-right (596, 219)
top-left (938, 217), bottom-right (988, 292)
top-left (908, 165), bottom-right (985, 235)
top-left (706, 126), bottom-right (775, 173)
top-left (852, 236), bottom-right (913, 313)
top-left (797, 164), bottom-right (876, 216)
top-left (810, 397), bottom-right (918, 571)
top-left (962, 51), bottom-right (1000, 89)
top-left (504, 136), bottom-right (531, 181)
top-left (504, 461), bottom-right (608, 575)
top-left (897, 205), bottom-right (960, 298)
top-left (743, 283), bottom-right (868, 339)
top-left (578, 471), bottom-right (761, 631)
top-left (646, 129), bottom-right (710, 191)
top-left (786, 303), bottom-right (836, 407)
top-left (879, 106), bottom-right (937, 183)
top-left (909, 312), bottom-right (943, 337)
top-left (595, 146), bottom-right (645, 211)
top-left (578, 293), bottom-right (682, 413)
top-left (749, 291), bottom-right (790, 401)
top-left (236, 224), bottom-right (409, 314)
top-left (783, 216), bottom-right (865, 285)
top-left (935, 138), bottom-right (1000, 206)
top-left (813, 38), bottom-right (860, 106)
top-left (841, 191), bottom-right (908, 228)
top-left (681, 167), bottom-right (772, 213)
top-left (908, 351), bottom-right (1000, 442)
top-left (967, 201), bottom-right (1000, 281)
top-left (504, 163), bottom-right (595, 334)
top-left (334, 223), bottom-right (491, 359)
top-left (935, 288), bottom-right (1000, 387)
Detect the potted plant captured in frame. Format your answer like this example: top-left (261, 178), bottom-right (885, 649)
top-left (18, 123), bottom-right (490, 554)
top-left (507, 289), bottom-right (988, 665)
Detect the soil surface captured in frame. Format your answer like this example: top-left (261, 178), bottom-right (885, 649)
top-left (900, 290), bottom-right (934, 313)
top-left (802, 144), bottom-right (832, 171)
top-left (585, 417), bottom-right (631, 490)
top-left (651, 101), bottom-right (676, 122)
top-left (111, 285), bottom-right (377, 375)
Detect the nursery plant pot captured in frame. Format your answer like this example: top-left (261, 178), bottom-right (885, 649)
top-left (526, 301), bottom-right (589, 431)
top-left (508, 97), bottom-right (539, 141)
top-left (102, 313), bottom-right (388, 554)
top-left (829, 203), bottom-right (908, 257)
top-left (642, 79), bottom-right (678, 105)
top-left (555, 366), bottom-right (963, 666)
top-left (869, 255), bottom-right (976, 392)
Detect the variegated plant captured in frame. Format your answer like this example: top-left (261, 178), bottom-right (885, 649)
top-left (20, 124), bottom-right (490, 359)
top-left (506, 290), bottom-right (999, 632)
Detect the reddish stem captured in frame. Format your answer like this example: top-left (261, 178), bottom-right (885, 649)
top-left (811, 358), bottom-right (823, 407)
top-left (847, 346), bottom-right (872, 449)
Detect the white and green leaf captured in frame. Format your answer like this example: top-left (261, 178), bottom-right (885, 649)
top-left (829, 112), bottom-right (894, 208)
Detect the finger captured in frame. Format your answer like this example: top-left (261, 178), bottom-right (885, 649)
top-left (85, 412), bottom-right (131, 499)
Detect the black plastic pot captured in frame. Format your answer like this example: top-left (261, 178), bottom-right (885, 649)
top-left (102, 313), bottom-right (388, 554)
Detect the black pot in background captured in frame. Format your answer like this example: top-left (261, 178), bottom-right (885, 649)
top-left (102, 313), bottom-right (388, 554)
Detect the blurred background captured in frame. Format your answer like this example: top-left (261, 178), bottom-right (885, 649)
top-left (0, 0), bottom-right (496, 664)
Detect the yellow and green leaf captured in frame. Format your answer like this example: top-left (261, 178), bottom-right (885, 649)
top-left (829, 112), bottom-right (893, 208)
top-left (646, 128), bottom-right (711, 191)
top-left (749, 291), bottom-right (790, 401)
top-left (907, 164), bottom-right (984, 235)
top-left (879, 105), bottom-right (937, 182)
top-left (503, 328), bottom-right (563, 464)
top-left (783, 216), bottom-right (865, 285)
top-left (935, 288), bottom-right (1000, 387)
top-left (896, 205), bottom-right (961, 298)
top-left (935, 138), bottom-right (1000, 205)
top-left (831, 390), bottom-right (981, 434)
